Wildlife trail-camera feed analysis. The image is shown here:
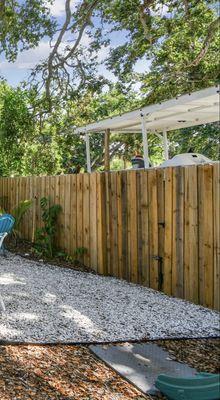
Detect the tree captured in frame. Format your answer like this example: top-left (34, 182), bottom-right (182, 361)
top-left (0, 1), bottom-right (219, 176)
top-left (0, 83), bottom-right (35, 175)
top-left (1, 1), bottom-right (219, 104)
top-left (0, 83), bottom-right (63, 176)
top-left (169, 123), bottom-right (220, 160)
top-left (41, 0), bottom-right (103, 101)
top-left (102, 0), bottom-right (219, 101)
top-left (55, 85), bottom-right (142, 171)
top-left (0, 0), bottom-right (54, 61)
top-left (0, 82), bottom-right (218, 178)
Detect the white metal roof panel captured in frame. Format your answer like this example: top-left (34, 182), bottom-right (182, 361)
top-left (75, 86), bottom-right (219, 134)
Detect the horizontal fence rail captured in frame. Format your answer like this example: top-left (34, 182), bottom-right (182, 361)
top-left (0, 163), bottom-right (219, 310)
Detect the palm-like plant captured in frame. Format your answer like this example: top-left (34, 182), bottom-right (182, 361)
top-left (11, 200), bottom-right (32, 241)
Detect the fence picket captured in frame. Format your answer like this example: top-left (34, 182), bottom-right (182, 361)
top-left (213, 163), bottom-right (220, 310)
top-left (163, 167), bottom-right (173, 295)
top-left (172, 167), bottom-right (184, 298)
top-left (89, 173), bottom-right (97, 270)
top-left (184, 166), bottom-right (199, 303)
top-left (70, 174), bottom-right (77, 256)
top-left (148, 169), bottom-right (159, 290)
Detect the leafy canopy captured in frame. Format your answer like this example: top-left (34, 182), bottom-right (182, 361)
top-left (0, 1), bottom-right (219, 175)
top-left (0, 1), bottom-right (219, 102)
top-left (0, 0), bottom-right (55, 61)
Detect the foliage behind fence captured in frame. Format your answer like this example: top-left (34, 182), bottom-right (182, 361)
top-left (0, 163), bottom-right (219, 310)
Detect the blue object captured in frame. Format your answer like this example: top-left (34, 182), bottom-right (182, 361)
top-left (0, 214), bottom-right (15, 254)
top-left (155, 372), bottom-right (220, 400)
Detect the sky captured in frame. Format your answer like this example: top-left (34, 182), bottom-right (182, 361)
top-left (0, 0), bottom-right (150, 87)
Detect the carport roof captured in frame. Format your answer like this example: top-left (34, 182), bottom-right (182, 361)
top-left (75, 86), bottom-right (219, 134)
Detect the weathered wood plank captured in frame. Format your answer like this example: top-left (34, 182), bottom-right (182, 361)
top-left (213, 163), bottom-right (220, 310)
top-left (157, 168), bottom-right (165, 291)
top-left (89, 173), bottom-right (97, 271)
top-left (83, 173), bottom-right (90, 266)
top-left (105, 172), bottom-right (111, 275)
top-left (21, 176), bottom-right (27, 239)
top-left (121, 171), bottom-right (128, 281)
top-left (148, 169), bottom-right (158, 290)
top-left (129, 170), bottom-right (138, 283)
top-left (184, 166), bottom-right (199, 303)
top-left (64, 174), bottom-right (71, 255)
top-left (31, 176), bottom-right (37, 243)
top-left (172, 166), bottom-right (184, 298)
top-left (198, 164), bottom-right (214, 308)
top-left (139, 170), bottom-right (149, 286)
top-left (59, 174), bottom-right (66, 252)
top-left (117, 171), bottom-right (123, 279)
top-left (126, 171), bottom-right (132, 281)
top-left (54, 175), bottom-right (61, 248)
top-left (69, 174), bottom-right (77, 256)
top-left (163, 167), bottom-right (173, 295)
top-left (97, 173), bottom-right (107, 275)
top-left (76, 173), bottom-right (83, 262)
top-left (110, 172), bottom-right (119, 278)
top-left (26, 176), bottom-right (31, 241)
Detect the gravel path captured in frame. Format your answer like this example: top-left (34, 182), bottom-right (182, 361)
top-left (0, 253), bottom-right (219, 343)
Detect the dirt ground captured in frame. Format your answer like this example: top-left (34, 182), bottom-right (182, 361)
top-left (0, 339), bottom-right (219, 400)
top-left (6, 239), bottom-right (95, 274)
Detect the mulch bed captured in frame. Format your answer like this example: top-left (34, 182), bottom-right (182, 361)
top-left (0, 339), bottom-right (219, 400)
top-left (0, 344), bottom-right (146, 400)
top-left (156, 338), bottom-right (220, 374)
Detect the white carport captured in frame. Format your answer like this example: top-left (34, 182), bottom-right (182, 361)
top-left (74, 86), bottom-right (219, 172)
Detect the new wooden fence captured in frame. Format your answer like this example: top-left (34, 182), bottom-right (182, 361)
top-left (0, 163), bottom-right (219, 310)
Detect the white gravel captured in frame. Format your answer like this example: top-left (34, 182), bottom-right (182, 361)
top-left (0, 253), bottom-right (219, 343)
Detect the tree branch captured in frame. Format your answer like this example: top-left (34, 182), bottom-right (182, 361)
top-left (44, 0), bottom-right (100, 104)
top-left (188, 17), bottom-right (220, 67)
top-left (182, 0), bottom-right (190, 18)
top-left (45, 0), bottom-right (72, 99)
top-left (138, 0), bottom-right (155, 43)
top-left (62, 0), bottom-right (99, 63)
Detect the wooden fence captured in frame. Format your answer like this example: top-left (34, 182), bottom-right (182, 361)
top-left (0, 163), bottom-right (219, 310)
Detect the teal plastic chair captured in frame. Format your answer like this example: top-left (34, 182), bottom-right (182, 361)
top-left (0, 214), bottom-right (15, 254)
top-left (155, 373), bottom-right (220, 400)
top-left (0, 214), bottom-right (15, 311)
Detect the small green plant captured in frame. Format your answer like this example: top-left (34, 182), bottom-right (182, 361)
top-left (55, 250), bottom-right (67, 259)
top-left (34, 197), bottom-right (62, 258)
top-left (56, 251), bottom-right (74, 262)
top-left (0, 199), bottom-right (32, 243)
top-left (73, 247), bottom-right (88, 265)
top-left (74, 247), bottom-right (88, 258)
top-left (0, 207), bottom-right (6, 215)
top-left (12, 200), bottom-right (32, 239)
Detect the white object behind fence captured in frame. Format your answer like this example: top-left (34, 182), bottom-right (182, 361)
top-left (159, 153), bottom-right (213, 168)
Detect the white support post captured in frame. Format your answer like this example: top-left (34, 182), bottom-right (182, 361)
top-left (141, 114), bottom-right (149, 168)
top-left (163, 130), bottom-right (169, 160)
top-left (85, 133), bottom-right (91, 173)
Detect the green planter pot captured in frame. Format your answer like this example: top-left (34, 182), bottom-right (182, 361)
top-left (155, 372), bottom-right (220, 400)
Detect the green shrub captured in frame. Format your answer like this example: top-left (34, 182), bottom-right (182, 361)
top-left (12, 200), bottom-right (32, 238)
top-left (34, 197), bottom-right (62, 258)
